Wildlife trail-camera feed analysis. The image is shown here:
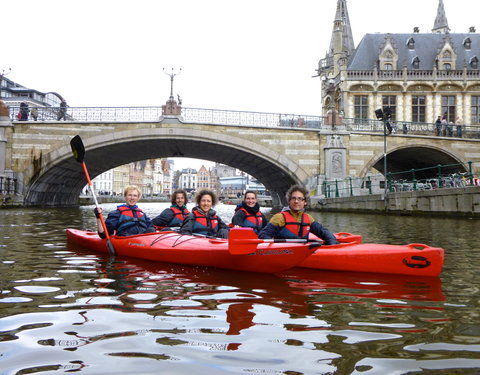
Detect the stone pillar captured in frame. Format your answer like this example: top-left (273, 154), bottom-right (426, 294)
top-left (0, 100), bottom-right (12, 174)
top-left (324, 135), bottom-right (347, 180)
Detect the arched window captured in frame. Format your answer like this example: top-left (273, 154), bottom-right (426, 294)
top-left (407, 37), bottom-right (415, 49)
top-left (384, 63), bottom-right (393, 70)
top-left (463, 37), bottom-right (472, 49)
top-left (412, 56), bottom-right (420, 69)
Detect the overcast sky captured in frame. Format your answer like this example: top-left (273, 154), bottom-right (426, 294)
top-left (2, 0), bottom-right (476, 170)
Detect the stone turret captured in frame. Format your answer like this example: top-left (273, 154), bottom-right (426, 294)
top-left (432, 0), bottom-right (450, 33)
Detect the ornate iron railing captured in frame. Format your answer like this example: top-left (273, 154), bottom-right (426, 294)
top-left (7, 105), bottom-right (480, 138)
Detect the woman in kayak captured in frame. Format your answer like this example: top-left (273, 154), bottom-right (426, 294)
top-left (152, 189), bottom-right (190, 229)
top-left (179, 189), bottom-right (230, 238)
top-left (94, 185), bottom-right (155, 237)
top-left (258, 184), bottom-right (338, 245)
top-left (231, 190), bottom-right (268, 234)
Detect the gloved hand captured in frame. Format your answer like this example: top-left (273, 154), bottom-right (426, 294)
top-left (93, 207), bottom-right (102, 218)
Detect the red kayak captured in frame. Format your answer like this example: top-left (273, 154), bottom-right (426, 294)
top-left (65, 228), bottom-right (320, 274)
top-left (298, 241), bottom-right (444, 277)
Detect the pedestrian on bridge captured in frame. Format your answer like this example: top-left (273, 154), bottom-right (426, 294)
top-left (258, 184), bottom-right (338, 245)
top-left (455, 117), bottom-right (463, 138)
top-left (435, 116), bottom-right (442, 136)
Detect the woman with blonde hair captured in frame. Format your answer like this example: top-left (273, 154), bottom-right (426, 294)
top-left (95, 185), bottom-right (155, 237)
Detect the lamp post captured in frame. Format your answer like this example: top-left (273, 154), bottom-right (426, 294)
top-left (163, 68), bottom-right (182, 101)
top-left (375, 108), bottom-right (390, 208)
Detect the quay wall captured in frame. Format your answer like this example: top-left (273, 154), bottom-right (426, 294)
top-left (312, 186), bottom-right (480, 218)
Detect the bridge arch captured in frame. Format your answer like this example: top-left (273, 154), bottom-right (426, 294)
top-left (24, 127), bottom-right (308, 207)
top-left (363, 144), bottom-right (468, 179)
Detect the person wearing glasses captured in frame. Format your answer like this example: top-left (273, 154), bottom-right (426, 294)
top-left (258, 184), bottom-right (338, 245)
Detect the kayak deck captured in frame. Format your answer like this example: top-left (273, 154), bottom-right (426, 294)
top-left (299, 242), bottom-right (444, 277)
top-left (66, 228), bottom-right (320, 274)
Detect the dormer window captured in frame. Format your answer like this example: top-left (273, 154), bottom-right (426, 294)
top-left (463, 37), bottom-right (472, 49)
top-left (384, 63), bottom-right (393, 70)
top-left (407, 37), bottom-right (415, 49)
top-left (471, 56), bottom-right (479, 69)
top-left (412, 56), bottom-right (420, 69)
top-left (444, 63), bottom-right (451, 70)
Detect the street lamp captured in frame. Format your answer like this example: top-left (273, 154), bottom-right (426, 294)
top-left (375, 107), bottom-right (392, 208)
top-left (163, 67), bottom-right (182, 101)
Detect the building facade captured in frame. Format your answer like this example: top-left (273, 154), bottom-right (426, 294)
top-left (318, 0), bottom-right (480, 126)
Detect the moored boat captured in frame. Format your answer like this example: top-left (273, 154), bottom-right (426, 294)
top-left (66, 228), bottom-right (321, 274)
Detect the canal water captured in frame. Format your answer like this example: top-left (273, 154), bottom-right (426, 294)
top-left (0, 203), bottom-right (479, 374)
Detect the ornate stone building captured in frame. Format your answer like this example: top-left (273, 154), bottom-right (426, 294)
top-left (318, 0), bottom-right (480, 126)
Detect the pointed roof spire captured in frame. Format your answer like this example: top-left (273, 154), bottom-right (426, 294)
top-left (432, 0), bottom-right (450, 33)
top-left (329, 0), bottom-right (355, 55)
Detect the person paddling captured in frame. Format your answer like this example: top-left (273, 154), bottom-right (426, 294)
top-left (152, 189), bottom-right (190, 229)
top-left (94, 185), bottom-right (155, 238)
top-left (258, 184), bottom-right (338, 245)
top-left (231, 190), bottom-right (268, 234)
top-left (179, 189), bottom-right (230, 238)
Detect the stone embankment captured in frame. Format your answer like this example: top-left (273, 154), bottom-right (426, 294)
top-left (311, 186), bottom-right (480, 218)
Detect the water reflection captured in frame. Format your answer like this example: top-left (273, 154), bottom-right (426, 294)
top-left (0, 204), bottom-right (480, 374)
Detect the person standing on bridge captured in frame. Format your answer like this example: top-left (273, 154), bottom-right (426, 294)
top-left (57, 100), bottom-right (67, 121)
top-left (435, 116), bottom-right (442, 136)
top-left (152, 189), bottom-right (190, 229)
top-left (231, 190), bottom-right (268, 234)
top-left (455, 116), bottom-right (463, 138)
top-left (179, 189), bottom-right (230, 238)
top-left (94, 185), bottom-right (155, 237)
top-left (258, 184), bottom-right (338, 245)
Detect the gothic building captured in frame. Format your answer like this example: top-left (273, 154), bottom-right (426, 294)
top-left (318, 0), bottom-right (480, 126)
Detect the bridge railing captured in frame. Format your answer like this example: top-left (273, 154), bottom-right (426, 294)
top-left (8, 105), bottom-right (325, 129)
top-left (321, 161), bottom-right (480, 198)
top-left (8, 105), bottom-right (480, 139)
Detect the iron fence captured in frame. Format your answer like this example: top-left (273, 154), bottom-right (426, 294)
top-left (7, 105), bottom-right (480, 138)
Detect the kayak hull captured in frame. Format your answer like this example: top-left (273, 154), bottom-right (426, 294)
top-left (299, 242), bottom-right (444, 277)
top-left (66, 228), bottom-right (318, 274)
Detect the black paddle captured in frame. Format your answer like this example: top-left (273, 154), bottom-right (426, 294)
top-left (70, 135), bottom-right (116, 256)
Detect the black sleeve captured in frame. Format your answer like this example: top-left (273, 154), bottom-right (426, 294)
top-left (179, 213), bottom-right (194, 235)
top-left (231, 210), bottom-right (246, 226)
top-left (152, 208), bottom-right (174, 227)
top-left (310, 221), bottom-right (338, 245)
top-left (258, 222), bottom-right (279, 239)
top-left (216, 217), bottom-right (230, 239)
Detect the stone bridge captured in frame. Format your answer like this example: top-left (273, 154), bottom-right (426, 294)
top-left (1, 107), bottom-right (479, 207)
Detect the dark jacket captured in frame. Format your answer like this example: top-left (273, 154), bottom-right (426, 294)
top-left (179, 206), bottom-right (230, 238)
top-left (152, 205), bottom-right (189, 227)
top-left (231, 202), bottom-right (268, 234)
top-left (101, 204), bottom-right (155, 237)
top-left (258, 209), bottom-right (338, 245)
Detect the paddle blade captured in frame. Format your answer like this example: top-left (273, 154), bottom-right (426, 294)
top-left (70, 135), bottom-right (85, 163)
top-left (228, 228), bottom-right (260, 255)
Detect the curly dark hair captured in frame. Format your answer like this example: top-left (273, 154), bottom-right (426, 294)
top-left (286, 184), bottom-right (309, 205)
top-left (195, 189), bottom-right (218, 206)
top-left (170, 189), bottom-right (188, 205)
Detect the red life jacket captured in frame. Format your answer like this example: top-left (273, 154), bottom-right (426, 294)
top-left (192, 209), bottom-right (218, 236)
top-left (239, 207), bottom-right (264, 232)
top-left (170, 206), bottom-right (190, 226)
top-left (278, 211), bottom-right (311, 239)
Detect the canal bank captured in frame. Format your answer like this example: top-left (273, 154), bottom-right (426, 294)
top-left (311, 185), bottom-right (480, 218)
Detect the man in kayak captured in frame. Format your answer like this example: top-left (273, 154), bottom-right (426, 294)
top-left (152, 189), bottom-right (190, 229)
top-left (94, 185), bottom-right (155, 237)
top-left (258, 184), bottom-right (338, 245)
top-left (231, 190), bottom-right (268, 234)
top-left (179, 189), bottom-right (230, 238)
